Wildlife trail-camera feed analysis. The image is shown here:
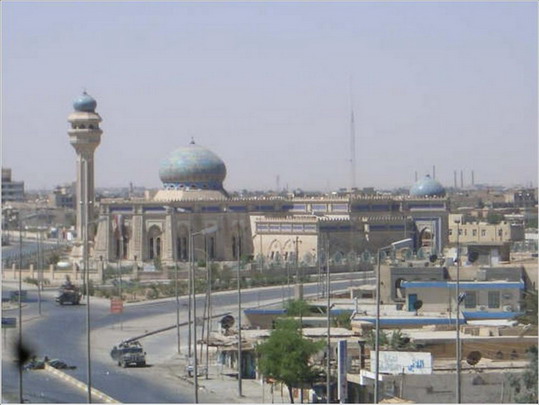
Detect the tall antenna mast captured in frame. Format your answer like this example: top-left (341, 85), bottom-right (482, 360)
top-left (349, 76), bottom-right (357, 192)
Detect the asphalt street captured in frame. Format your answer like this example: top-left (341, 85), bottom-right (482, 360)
top-left (2, 271), bottom-right (373, 403)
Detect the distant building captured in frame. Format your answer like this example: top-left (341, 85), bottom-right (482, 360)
top-left (505, 188), bottom-right (537, 208)
top-left (1, 168), bottom-right (25, 202)
top-left (49, 183), bottom-right (75, 209)
top-left (448, 214), bottom-right (525, 244)
top-left (92, 140), bottom-right (450, 266)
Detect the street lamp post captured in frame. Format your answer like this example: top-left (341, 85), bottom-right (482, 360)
top-left (455, 219), bottom-right (461, 404)
top-left (375, 238), bottom-right (413, 404)
top-left (237, 222), bottom-right (243, 397)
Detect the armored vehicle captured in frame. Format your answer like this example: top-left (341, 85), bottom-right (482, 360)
top-left (55, 277), bottom-right (81, 305)
top-left (110, 341), bottom-right (147, 368)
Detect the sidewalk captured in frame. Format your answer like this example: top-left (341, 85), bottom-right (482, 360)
top-left (168, 352), bottom-right (292, 404)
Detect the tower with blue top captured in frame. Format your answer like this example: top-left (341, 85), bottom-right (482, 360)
top-left (410, 175), bottom-right (446, 197)
top-left (158, 139), bottom-right (228, 194)
top-left (68, 91), bottom-right (103, 239)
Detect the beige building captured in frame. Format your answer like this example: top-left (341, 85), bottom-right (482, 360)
top-left (90, 141), bottom-right (450, 268)
top-left (448, 214), bottom-right (524, 245)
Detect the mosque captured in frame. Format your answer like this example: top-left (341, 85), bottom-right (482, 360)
top-left (67, 92), bottom-right (450, 268)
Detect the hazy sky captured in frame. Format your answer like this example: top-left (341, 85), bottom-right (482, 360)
top-left (2, 1), bottom-right (537, 191)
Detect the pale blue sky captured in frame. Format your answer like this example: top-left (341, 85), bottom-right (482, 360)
top-left (2, 1), bottom-right (537, 191)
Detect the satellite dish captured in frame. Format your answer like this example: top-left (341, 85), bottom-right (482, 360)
top-left (413, 300), bottom-right (423, 311)
top-left (429, 254), bottom-right (438, 263)
top-left (466, 351), bottom-right (482, 366)
top-left (220, 315), bottom-right (235, 330)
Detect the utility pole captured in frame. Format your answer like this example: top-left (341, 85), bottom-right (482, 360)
top-left (37, 223), bottom-right (42, 316)
top-left (83, 159), bottom-right (92, 403)
top-left (118, 220), bottom-right (123, 330)
top-left (294, 236), bottom-right (303, 299)
top-left (175, 262), bottom-right (181, 354)
top-left (326, 237), bottom-right (331, 404)
top-left (456, 219), bottom-right (462, 404)
top-left (18, 220), bottom-right (23, 404)
top-left (190, 232), bottom-right (199, 403)
top-left (188, 224), bottom-right (193, 359)
top-left (206, 248), bottom-right (212, 379)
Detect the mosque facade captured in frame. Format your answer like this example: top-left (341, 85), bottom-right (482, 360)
top-left (71, 93), bottom-right (450, 268)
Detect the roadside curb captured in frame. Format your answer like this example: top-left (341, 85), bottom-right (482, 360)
top-left (44, 364), bottom-right (119, 403)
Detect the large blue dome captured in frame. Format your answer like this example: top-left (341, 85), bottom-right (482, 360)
top-left (73, 92), bottom-right (97, 112)
top-left (410, 175), bottom-right (445, 197)
top-left (159, 141), bottom-right (227, 190)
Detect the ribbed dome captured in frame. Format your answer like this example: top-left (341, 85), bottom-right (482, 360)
top-left (159, 141), bottom-right (227, 190)
top-left (410, 175), bottom-right (445, 197)
top-left (73, 92), bottom-right (97, 112)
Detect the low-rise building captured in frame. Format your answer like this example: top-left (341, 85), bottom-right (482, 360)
top-left (1, 168), bottom-right (25, 202)
top-left (448, 214), bottom-right (524, 245)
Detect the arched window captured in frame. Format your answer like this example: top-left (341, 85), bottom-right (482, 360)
top-left (147, 225), bottom-right (162, 261)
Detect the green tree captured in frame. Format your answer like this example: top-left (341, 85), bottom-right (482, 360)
top-left (486, 212), bottom-right (504, 225)
top-left (332, 312), bottom-right (352, 329)
top-left (516, 289), bottom-right (538, 326)
top-left (285, 299), bottom-right (312, 317)
top-left (507, 346), bottom-right (538, 403)
top-left (257, 318), bottom-right (324, 403)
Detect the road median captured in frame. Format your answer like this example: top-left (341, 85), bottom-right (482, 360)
top-left (44, 364), bottom-right (120, 403)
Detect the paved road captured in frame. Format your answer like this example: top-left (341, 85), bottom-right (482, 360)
top-left (2, 271), bottom-right (373, 403)
top-left (2, 239), bottom-right (65, 267)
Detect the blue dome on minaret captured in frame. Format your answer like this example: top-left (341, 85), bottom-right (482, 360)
top-left (159, 140), bottom-right (227, 191)
top-left (410, 175), bottom-right (446, 197)
top-left (73, 91), bottom-right (97, 112)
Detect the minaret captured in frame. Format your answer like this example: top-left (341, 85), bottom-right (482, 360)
top-left (68, 92), bottom-right (103, 239)
top-left (349, 78), bottom-right (357, 192)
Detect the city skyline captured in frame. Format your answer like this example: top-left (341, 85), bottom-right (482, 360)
top-left (2, 1), bottom-right (537, 191)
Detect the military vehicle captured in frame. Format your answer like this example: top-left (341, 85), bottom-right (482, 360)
top-left (110, 340), bottom-right (147, 368)
top-left (55, 277), bottom-right (82, 305)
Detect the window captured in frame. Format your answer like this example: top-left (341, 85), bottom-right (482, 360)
top-left (449, 229), bottom-right (453, 236)
top-left (488, 291), bottom-right (500, 308)
top-left (472, 229), bottom-right (477, 237)
top-left (481, 229), bottom-right (486, 237)
top-left (458, 229), bottom-right (463, 235)
top-left (464, 229), bottom-right (468, 236)
top-left (464, 291), bottom-right (476, 308)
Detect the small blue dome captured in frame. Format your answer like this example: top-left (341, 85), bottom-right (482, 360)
top-left (410, 175), bottom-right (445, 197)
top-left (73, 92), bottom-right (97, 112)
top-left (159, 141), bottom-right (227, 190)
